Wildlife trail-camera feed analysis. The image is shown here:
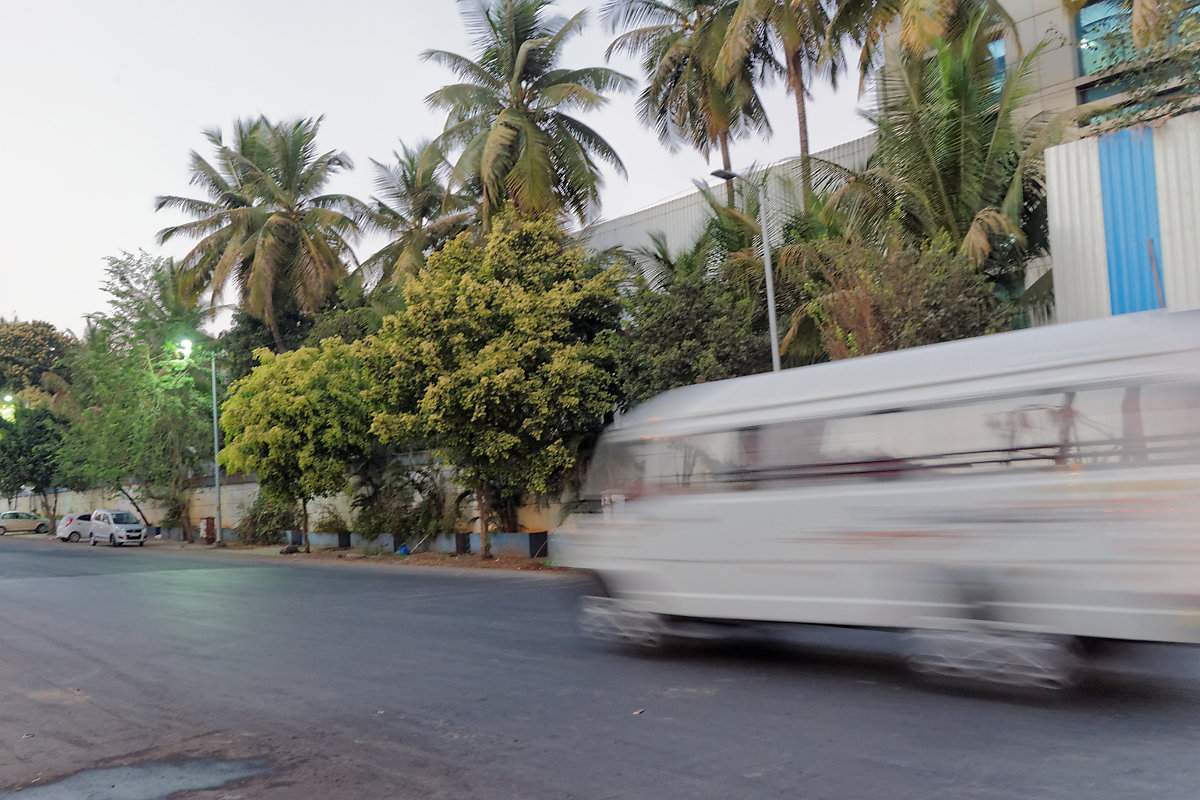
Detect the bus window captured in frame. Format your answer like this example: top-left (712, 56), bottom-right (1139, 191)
top-left (734, 420), bottom-right (826, 484)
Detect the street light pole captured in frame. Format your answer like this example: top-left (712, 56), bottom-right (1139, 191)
top-left (712, 169), bottom-right (781, 372)
top-left (210, 351), bottom-right (222, 544)
top-left (180, 340), bottom-right (222, 544)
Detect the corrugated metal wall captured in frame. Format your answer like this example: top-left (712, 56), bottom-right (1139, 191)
top-left (1153, 113), bottom-right (1200, 310)
top-left (1047, 136), bottom-right (1110, 322)
top-left (583, 134), bottom-right (877, 261)
top-left (1047, 111), bottom-right (1200, 322)
top-left (1098, 127), bottom-right (1165, 313)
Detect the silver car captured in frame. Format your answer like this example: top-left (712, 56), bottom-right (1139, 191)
top-left (0, 510), bottom-right (50, 535)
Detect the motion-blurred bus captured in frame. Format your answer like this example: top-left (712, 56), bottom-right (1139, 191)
top-left (557, 311), bottom-right (1200, 688)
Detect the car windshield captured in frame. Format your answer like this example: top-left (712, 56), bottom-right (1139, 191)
top-left (112, 512), bottom-right (139, 525)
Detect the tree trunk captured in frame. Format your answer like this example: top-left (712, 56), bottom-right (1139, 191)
top-left (37, 490), bottom-right (53, 532)
top-left (301, 499), bottom-right (310, 553)
top-left (477, 484), bottom-right (492, 560)
top-left (719, 133), bottom-right (735, 207)
top-left (120, 487), bottom-right (151, 526)
top-left (180, 496), bottom-right (194, 544)
top-left (789, 52), bottom-right (812, 202)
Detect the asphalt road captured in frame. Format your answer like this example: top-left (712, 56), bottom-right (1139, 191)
top-left (1, 536), bottom-right (1199, 799)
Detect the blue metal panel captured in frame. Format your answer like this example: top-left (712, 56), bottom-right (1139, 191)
top-left (1099, 127), bottom-right (1165, 313)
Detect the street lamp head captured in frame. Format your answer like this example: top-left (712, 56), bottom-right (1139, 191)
top-left (711, 169), bottom-right (739, 181)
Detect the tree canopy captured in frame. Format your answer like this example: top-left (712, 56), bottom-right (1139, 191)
top-left (0, 405), bottom-right (67, 525)
top-left (156, 116), bottom-right (363, 350)
top-left (368, 213), bottom-right (623, 555)
top-left (424, 0), bottom-right (634, 224)
top-left (0, 320), bottom-right (75, 395)
top-left (220, 338), bottom-right (376, 552)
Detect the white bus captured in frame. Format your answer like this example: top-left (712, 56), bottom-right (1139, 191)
top-left (557, 311), bottom-right (1200, 688)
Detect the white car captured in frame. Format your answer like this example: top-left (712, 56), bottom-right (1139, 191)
top-left (59, 509), bottom-right (147, 546)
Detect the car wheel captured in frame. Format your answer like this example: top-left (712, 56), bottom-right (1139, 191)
top-left (36, 523), bottom-right (48, 534)
top-left (0, 526), bottom-right (6, 535)
top-left (110, 534), bottom-right (117, 547)
top-left (90, 534), bottom-right (96, 546)
top-left (138, 541), bottom-right (145, 547)
top-left (68, 531), bottom-right (81, 543)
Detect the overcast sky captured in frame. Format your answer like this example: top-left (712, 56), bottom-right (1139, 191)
top-left (0, 0), bottom-right (872, 336)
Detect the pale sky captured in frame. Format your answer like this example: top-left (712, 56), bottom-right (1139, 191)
top-left (0, 0), bottom-right (871, 336)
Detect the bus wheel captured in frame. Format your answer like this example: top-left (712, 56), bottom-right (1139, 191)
top-left (580, 595), bottom-right (668, 649)
top-left (902, 623), bottom-right (1084, 690)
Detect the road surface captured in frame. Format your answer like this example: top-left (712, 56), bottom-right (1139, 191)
top-left (1, 536), bottom-right (1198, 798)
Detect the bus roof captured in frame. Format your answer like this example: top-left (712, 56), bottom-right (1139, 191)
top-left (612, 311), bottom-right (1200, 437)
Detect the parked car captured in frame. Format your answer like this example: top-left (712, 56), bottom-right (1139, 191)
top-left (57, 513), bottom-right (89, 542)
top-left (59, 510), bottom-right (146, 546)
top-left (0, 510), bottom-right (50, 535)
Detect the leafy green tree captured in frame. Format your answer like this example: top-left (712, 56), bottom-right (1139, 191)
top-left (0, 405), bottom-right (67, 527)
top-left (368, 213), bottom-right (623, 556)
top-left (302, 274), bottom-right (406, 348)
top-left (424, 0), bottom-right (634, 225)
top-left (0, 320), bottom-right (75, 394)
top-left (219, 338), bottom-right (375, 552)
top-left (217, 308), bottom-right (312, 384)
top-left (58, 254), bottom-right (212, 536)
top-left (604, 0), bottom-right (774, 204)
top-left (362, 140), bottom-right (480, 282)
top-left (618, 270), bottom-right (769, 405)
top-left (93, 251), bottom-right (205, 352)
top-left (156, 116), bottom-right (363, 350)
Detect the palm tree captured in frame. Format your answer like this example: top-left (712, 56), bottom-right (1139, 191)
top-left (156, 116), bottom-right (363, 351)
top-left (826, 0), bottom-right (1018, 88)
top-left (603, 0), bottom-right (775, 205)
top-left (423, 0), bottom-right (634, 225)
top-left (718, 0), bottom-right (840, 197)
top-left (362, 140), bottom-right (479, 283)
top-left (819, 13), bottom-right (1079, 272)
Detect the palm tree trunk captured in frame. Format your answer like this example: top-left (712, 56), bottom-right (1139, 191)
top-left (719, 133), bottom-right (735, 207)
top-left (789, 53), bottom-right (812, 202)
top-left (269, 320), bottom-right (287, 353)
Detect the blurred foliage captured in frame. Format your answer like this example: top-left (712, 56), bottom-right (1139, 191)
top-left (219, 308), bottom-right (312, 384)
top-left (313, 506), bottom-right (351, 536)
top-left (786, 234), bottom-right (1002, 360)
top-left (1084, 3), bottom-right (1200, 129)
top-left (235, 493), bottom-right (298, 546)
top-left (0, 320), bottom-right (75, 394)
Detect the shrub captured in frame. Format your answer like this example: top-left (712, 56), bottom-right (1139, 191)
top-left (313, 507), bottom-right (350, 535)
top-left (353, 463), bottom-right (464, 548)
top-left (235, 494), bottom-right (297, 546)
